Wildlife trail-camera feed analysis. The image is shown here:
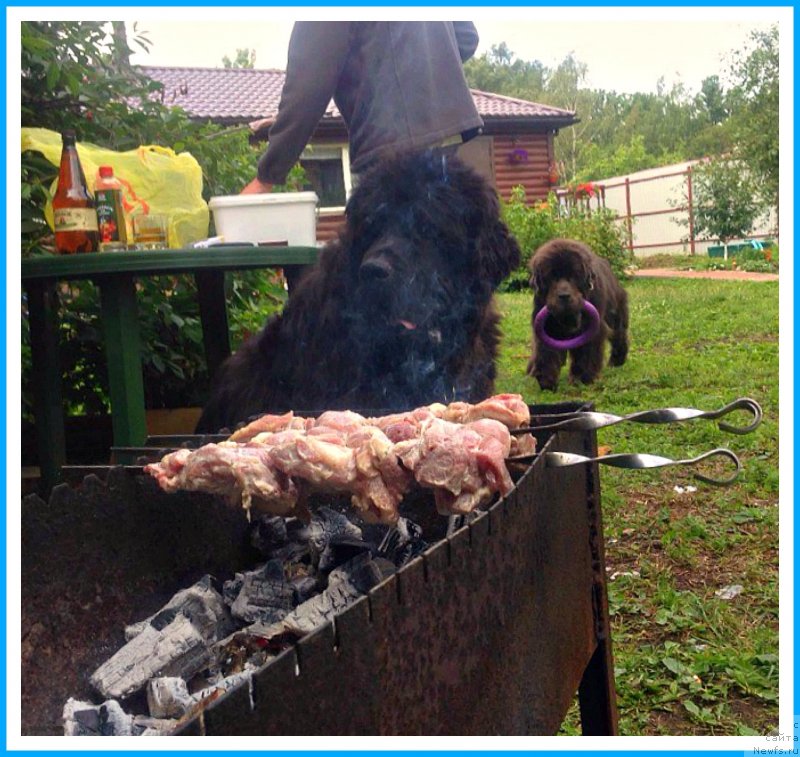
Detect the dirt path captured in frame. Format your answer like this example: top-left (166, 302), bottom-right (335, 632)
top-left (633, 267), bottom-right (779, 282)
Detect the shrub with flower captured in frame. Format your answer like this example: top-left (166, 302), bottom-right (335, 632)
top-left (499, 185), bottom-right (632, 291)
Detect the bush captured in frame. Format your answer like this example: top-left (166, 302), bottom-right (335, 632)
top-left (500, 186), bottom-right (633, 291)
top-left (21, 21), bottom-right (300, 419)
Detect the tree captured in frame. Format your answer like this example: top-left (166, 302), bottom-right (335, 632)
top-left (463, 44), bottom-right (546, 101)
top-left (222, 48), bottom-right (256, 69)
top-left (725, 25), bottom-right (779, 211)
top-left (545, 53), bottom-right (599, 181)
top-left (697, 75), bottom-right (729, 125)
top-left (689, 158), bottom-right (763, 258)
top-left (20, 21), bottom-right (278, 416)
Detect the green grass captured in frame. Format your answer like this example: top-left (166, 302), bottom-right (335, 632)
top-left (635, 251), bottom-right (778, 274)
top-left (495, 278), bottom-right (779, 735)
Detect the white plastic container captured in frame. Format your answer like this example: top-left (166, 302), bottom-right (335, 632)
top-left (208, 191), bottom-right (319, 246)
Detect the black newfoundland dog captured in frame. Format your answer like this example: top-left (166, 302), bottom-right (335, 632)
top-left (526, 238), bottom-right (629, 391)
top-left (196, 150), bottom-right (521, 432)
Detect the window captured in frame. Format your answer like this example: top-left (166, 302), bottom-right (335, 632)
top-left (299, 145), bottom-right (351, 212)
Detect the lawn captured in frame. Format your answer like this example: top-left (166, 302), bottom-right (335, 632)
top-left (494, 277), bottom-right (780, 735)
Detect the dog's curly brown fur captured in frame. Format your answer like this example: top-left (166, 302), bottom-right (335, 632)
top-left (196, 150), bottom-right (521, 432)
top-left (526, 238), bottom-right (629, 390)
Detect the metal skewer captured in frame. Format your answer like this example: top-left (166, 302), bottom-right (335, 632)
top-left (511, 397), bottom-right (762, 436)
top-left (506, 447), bottom-right (742, 486)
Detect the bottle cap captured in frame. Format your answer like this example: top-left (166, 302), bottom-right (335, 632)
top-left (98, 165), bottom-right (114, 178)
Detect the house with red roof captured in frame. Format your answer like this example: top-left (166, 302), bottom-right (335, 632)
top-left (139, 66), bottom-right (578, 241)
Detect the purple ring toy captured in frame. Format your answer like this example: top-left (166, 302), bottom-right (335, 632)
top-left (534, 300), bottom-right (601, 351)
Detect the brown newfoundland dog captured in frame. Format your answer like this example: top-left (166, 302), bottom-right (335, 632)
top-left (526, 238), bottom-right (629, 391)
top-left (196, 150), bottom-right (521, 432)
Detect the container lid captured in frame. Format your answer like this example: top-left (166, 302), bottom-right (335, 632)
top-left (209, 191), bottom-right (319, 209)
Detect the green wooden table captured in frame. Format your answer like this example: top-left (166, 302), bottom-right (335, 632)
top-left (22, 246), bottom-right (318, 490)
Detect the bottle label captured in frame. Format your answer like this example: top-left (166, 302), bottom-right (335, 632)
top-left (54, 208), bottom-right (99, 232)
top-left (95, 189), bottom-right (123, 242)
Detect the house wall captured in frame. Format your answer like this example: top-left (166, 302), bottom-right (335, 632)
top-left (312, 131), bottom-right (557, 243)
top-left (492, 133), bottom-right (554, 203)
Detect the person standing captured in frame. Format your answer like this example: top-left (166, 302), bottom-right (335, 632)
top-left (241, 21), bottom-right (484, 194)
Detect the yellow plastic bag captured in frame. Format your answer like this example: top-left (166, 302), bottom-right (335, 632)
top-left (22, 127), bottom-right (210, 249)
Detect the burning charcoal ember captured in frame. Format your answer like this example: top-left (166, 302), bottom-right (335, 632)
top-left (377, 517), bottom-right (427, 567)
top-left (226, 560), bottom-right (296, 624)
top-left (124, 576), bottom-right (235, 643)
top-left (147, 677), bottom-right (193, 719)
top-left (63, 697), bottom-right (134, 736)
top-left (394, 417), bottom-right (514, 515)
top-left (91, 613), bottom-right (214, 700)
top-left (214, 632), bottom-right (278, 677)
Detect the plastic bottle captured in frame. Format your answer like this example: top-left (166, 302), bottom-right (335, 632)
top-left (52, 130), bottom-right (98, 254)
top-left (95, 165), bottom-right (129, 251)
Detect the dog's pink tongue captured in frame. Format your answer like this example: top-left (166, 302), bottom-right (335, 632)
top-left (398, 320), bottom-right (417, 330)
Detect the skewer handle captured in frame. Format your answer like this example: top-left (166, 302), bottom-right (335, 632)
top-left (542, 447), bottom-right (742, 486)
top-left (511, 397), bottom-right (762, 436)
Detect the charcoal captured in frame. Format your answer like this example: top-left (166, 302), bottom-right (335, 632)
top-left (377, 517), bottom-right (427, 567)
top-left (63, 698), bottom-right (133, 736)
top-left (222, 575), bottom-right (244, 606)
top-left (124, 576), bottom-right (235, 643)
top-left (303, 506), bottom-right (363, 557)
top-left (249, 514), bottom-right (289, 556)
top-left (252, 553), bottom-right (393, 638)
top-left (445, 511), bottom-right (479, 537)
top-left (227, 559), bottom-right (296, 624)
top-left (291, 575), bottom-right (321, 604)
top-left (147, 677), bottom-right (193, 719)
top-left (317, 534), bottom-right (373, 573)
top-left (132, 715), bottom-right (179, 736)
top-left (90, 613), bottom-right (213, 700)
top-left (194, 668), bottom-right (254, 706)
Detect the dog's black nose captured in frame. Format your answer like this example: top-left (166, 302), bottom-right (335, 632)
top-left (359, 259), bottom-right (392, 283)
top-left (558, 291), bottom-right (572, 303)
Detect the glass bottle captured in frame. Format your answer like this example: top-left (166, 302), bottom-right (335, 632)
top-left (52, 130), bottom-right (98, 254)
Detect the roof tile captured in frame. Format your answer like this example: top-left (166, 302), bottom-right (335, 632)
top-left (138, 66), bottom-right (575, 125)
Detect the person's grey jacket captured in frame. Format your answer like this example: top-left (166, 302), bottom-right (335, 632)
top-left (258, 21), bottom-right (484, 184)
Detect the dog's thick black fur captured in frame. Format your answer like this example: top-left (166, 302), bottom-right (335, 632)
top-left (526, 238), bottom-right (629, 390)
top-left (196, 150), bottom-right (521, 432)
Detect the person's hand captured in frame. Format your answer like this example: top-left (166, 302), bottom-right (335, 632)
top-left (241, 177), bottom-right (274, 195)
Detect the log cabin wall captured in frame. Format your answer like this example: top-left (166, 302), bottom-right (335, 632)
top-left (492, 132), bottom-right (555, 203)
top-left (316, 212), bottom-right (346, 244)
